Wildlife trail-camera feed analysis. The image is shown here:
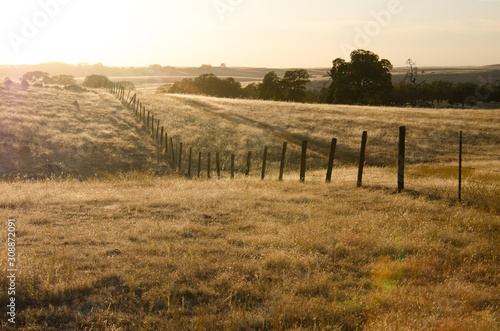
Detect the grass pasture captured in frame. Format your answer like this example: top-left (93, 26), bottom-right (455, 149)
top-left (0, 175), bottom-right (499, 330)
top-left (0, 86), bottom-right (161, 179)
top-left (0, 85), bottom-right (499, 329)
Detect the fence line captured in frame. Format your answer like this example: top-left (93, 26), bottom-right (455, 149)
top-left (108, 82), bottom-right (498, 203)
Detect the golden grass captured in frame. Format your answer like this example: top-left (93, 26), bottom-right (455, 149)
top-left (137, 93), bottom-right (499, 168)
top-left (0, 86), bottom-right (498, 329)
top-left (0, 86), bottom-right (161, 178)
top-left (0, 175), bottom-right (498, 330)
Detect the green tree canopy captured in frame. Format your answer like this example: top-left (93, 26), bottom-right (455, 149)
top-left (327, 49), bottom-right (393, 105)
top-left (282, 69), bottom-right (311, 102)
top-left (258, 71), bottom-right (283, 101)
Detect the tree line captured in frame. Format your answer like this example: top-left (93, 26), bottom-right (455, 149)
top-left (160, 49), bottom-right (500, 108)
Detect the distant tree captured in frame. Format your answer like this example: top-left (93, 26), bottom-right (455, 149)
top-left (448, 82), bottom-right (479, 108)
top-left (282, 69), bottom-right (311, 102)
top-left (243, 83), bottom-right (259, 99)
top-left (393, 82), bottom-right (414, 106)
top-left (22, 71), bottom-right (51, 84)
top-left (327, 49), bottom-right (393, 105)
top-left (82, 75), bottom-right (111, 88)
top-left (168, 74), bottom-right (243, 98)
top-left (426, 80), bottom-right (453, 106)
top-left (258, 71), bottom-right (283, 101)
top-left (404, 59), bottom-right (426, 107)
top-left (220, 63), bottom-right (227, 68)
top-left (490, 81), bottom-right (500, 102)
top-left (169, 78), bottom-right (198, 94)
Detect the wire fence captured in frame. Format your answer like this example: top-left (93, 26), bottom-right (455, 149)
top-left (109, 82), bottom-right (500, 208)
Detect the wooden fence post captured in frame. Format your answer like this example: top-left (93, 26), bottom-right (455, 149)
top-left (261, 147), bottom-right (268, 180)
top-left (151, 115), bottom-right (155, 138)
top-left (357, 131), bottom-right (368, 188)
top-left (160, 127), bottom-right (164, 149)
top-left (156, 120), bottom-right (160, 143)
top-left (300, 140), bottom-right (307, 183)
top-left (231, 154), bottom-right (235, 179)
top-left (178, 142), bottom-right (183, 173)
top-left (188, 147), bottom-right (192, 178)
top-left (459, 131), bottom-right (463, 202)
top-left (326, 138), bottom-right (337, 183)
top-left (198, 152), bottom-right (202, 178)
top-left (170, 138), bottom-right (175, 164)
top-left (147, 112), bottom-right (150, 132)
top-left (279, 142), bottom-right (287, 181)
top-left (398, 126), bottom-right (406, 193)
top-left (216, 153), bottom-right (221, 179)
top-left (165, 132), bottom-right (168, 156)
top-left (245, 152), bottom-right (252, 176)
top-left (207, 153), bottom-right (211, 179)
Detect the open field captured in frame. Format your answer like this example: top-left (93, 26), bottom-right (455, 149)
top-left (0, 86), bottom-right (161, 179)
top-left (0, 175), bottom-right (499, 330)
top-left (0, 84), bottom-right (499, 329)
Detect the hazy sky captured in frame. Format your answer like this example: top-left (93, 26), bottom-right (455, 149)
top-left (1, 0), bottom-right (499, 68)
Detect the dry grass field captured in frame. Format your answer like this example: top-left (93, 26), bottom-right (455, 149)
top-left (0, 85), bottom-right (499, 330)
top-left (0, 174), bottom-right (499, 330)
top-left (0, 86), bottom-right (160, 179)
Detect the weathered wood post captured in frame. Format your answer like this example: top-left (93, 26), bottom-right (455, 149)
top-left (160, 127), bottom-right (164, 149)
top-left (164, 132), bottom-right (168, 157)
top-left (300, 140), bottom-right (307, 183)
top-left (326, 138), bottom-right (337, 183)
top-left (357, 131), bottom-right (368, 188)
top-left (207, 152), bottom-right (211, 179)
top-left (178, 142), bottom-right (183, 173)
top-left (231, 154), bottom-right (235, 179)
top-left (198, 152), bottom-right (202, 178)
top-left (170, 138), bottom-right (175, 164)
top-left (188, 147), bottom-right (192, 178)
top-left (398, 126), bottom-right (406, 193)
top-left (216, 153), bottom-right (221, 179)
top-left (279, 142), bottom-right (287, 181)
top-left (245, 152), bottom-right (252, 176)
top-left (261, 147), bottom-right (268, 180)
top-left (156, 120), bottom-right (160, 144)
top-left (151, 115), bottom-right (155, 138)
top-left (459, 131), bottom-right (463, 202)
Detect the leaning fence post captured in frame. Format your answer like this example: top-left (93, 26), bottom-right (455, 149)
top-left (279, 142), bottom-right (287, 181)
top-left (398, 126), bottom-right (406, 193)
top-left (326, 138), bottom-right (337, 183)
top-left (357, 131), bottom-right (368, 188)
top-left (300, 140), bottom-right (307, 183)
top-left (245, 152), bottom-right (252, 176)
top-left (459, 131), bottom-right (463, 202)
top-left (261, 147), bottom-right (268, 180)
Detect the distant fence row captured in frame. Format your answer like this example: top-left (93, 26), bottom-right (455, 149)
top-left (109, 82), bottom-right (500, 203)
